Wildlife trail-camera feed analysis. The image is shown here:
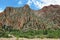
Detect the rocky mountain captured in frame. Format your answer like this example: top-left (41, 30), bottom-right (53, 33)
top-left (0, 5), bottom-right (60, 30)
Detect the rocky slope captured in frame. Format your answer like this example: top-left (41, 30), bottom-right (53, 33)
top-left (0, 5), bottom-right (60, 30)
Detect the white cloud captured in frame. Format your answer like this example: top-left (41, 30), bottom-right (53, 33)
top-left (0, 10), bottom-right (3, 13)
top-left (31, 0), bottom-right (45, 9)
top-left (0, 8), bottom-right (3, 13)
top-left (27, 0), bottom-right (45, 9)
top-left (27, 0), bottom-right (60, 9)
top-left (18, 1), bottom-right (22, 4)
top-left (41, 0), bottom-right (60, 5)
top-left (27, 0), bottom-right (32, 6)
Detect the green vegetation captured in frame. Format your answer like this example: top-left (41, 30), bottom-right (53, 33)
top-left (10, 29), bottom-right (60, 38)
top-left (0, 26), bottom-right (60, 38)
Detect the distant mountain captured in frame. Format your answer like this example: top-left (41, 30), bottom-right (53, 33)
top-left (0, 5), bottom-right (60, 30)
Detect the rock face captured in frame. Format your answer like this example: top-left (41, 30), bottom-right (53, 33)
top-left (0, 5), bottom-right (60, 30)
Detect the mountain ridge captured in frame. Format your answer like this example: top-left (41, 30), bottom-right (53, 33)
top-left (0, 5), bottom-right (60, 30)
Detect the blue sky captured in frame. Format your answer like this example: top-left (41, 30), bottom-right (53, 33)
top-left (0, 0), bottom-right (60, 12)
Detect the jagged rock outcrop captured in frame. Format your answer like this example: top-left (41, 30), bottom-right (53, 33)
top-left (0, 5), bottom-right (60, 30)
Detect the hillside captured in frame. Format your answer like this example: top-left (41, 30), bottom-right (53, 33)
top-left (0, 5), bottom-right (60, 30)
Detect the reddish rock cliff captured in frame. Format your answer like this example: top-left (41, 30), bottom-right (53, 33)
top-left (0, 5), bottom-right (60, 30)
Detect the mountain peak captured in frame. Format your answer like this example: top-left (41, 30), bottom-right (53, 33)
top-left (24, 5), bottom-right (29, 8)
top-left (23, 5), bottom-right (31, 10)
top-left (40, 5), bottom-right (60, 12)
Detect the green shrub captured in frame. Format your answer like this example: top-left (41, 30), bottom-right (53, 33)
top-left (0, 28), bottom-right (60, 38)
top-left (47, 29), bottom-right (60, 38)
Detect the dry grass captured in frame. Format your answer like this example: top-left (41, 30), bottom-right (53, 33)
top-left (0, 38), bottom-right (60, 40)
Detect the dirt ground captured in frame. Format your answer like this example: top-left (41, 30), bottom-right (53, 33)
top-left (0, 38), bottom-right (60, 40)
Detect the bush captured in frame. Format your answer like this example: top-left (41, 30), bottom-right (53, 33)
top-left (0, 31), bottom-right (12, 38)
top-left (0, 28), bottom-right (60, 38)
top-left (47, 29), bottom-right (60, 38)
top-left (9, 29), bottom-right (44, 38)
